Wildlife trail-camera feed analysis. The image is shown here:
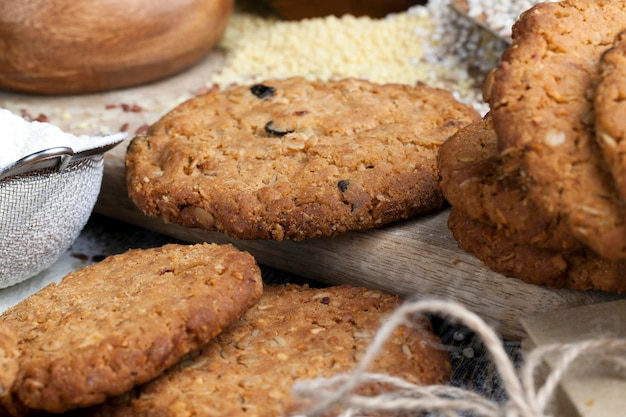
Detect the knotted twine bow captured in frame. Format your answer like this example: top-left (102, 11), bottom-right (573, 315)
top-left (292, 299), bottom-right (626, 417)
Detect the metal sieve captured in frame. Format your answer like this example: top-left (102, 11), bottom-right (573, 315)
top-left (0, 137), bottom-right (124, 288)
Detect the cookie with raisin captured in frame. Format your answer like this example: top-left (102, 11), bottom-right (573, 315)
top-left (126, 77), bottom-right (479, 240)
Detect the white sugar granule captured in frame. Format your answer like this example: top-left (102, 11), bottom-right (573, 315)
top-left (0, 109), bottom-right (125, 170)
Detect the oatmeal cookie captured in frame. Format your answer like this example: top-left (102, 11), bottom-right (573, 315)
top-left (126, 77), bottom-right (479, 240)
top-left (0, 243), bottom-right (262, 415)
top-left (448, 207), bottom-right (626, 293)
top-left (595, 30), bottom-right (626, 202)
top-left (0, 322), bottom-right (18, 416)
top-left (438, 115), bottom-right (580, 251)
top-left (94, 284), bottom-right (451, 417)
top-left (485, 0), bottom-right (626, 260)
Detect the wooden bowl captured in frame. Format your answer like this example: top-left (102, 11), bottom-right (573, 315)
top-left (0, 0), bottom-right (233, 94)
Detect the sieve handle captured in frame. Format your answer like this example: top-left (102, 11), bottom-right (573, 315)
top-left (0, 147), bottom-right (74, 180)
top-left (0, 137), bottom-right (123, 180)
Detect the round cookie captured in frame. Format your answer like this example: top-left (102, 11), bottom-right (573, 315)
top-left (126, 77), bottom-right (480, 241)
top-left (484, 0), bottom-right (626, 261)
top-left (94, 284), bottom-right (451, 417)
top-left (438, 115), bottom-right (580, 251)
top-left (595, 30), bottom-right (626, 202)
top-left (0, 243), bottom-right (262, 415)
top-left (448, 207), bottom-right (626, 293)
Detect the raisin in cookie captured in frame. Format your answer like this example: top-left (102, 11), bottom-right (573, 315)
top-left (485, 0), bottom-right (626, 260)
top-left (595, 30), bottom-right (626, 203)
top-left (438, 115), bottom-right (580, 251)
top-left (126, 77), bottom-right (479, 240)
top-left (94, 284), bottom-right (451, 417)
top-left (0, 243), bottom-right (262, 415)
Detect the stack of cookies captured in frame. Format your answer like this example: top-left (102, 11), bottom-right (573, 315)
top-left (0, 244), bottom-right (450, 416)
top-left (438, 0), bottom-right (626, 293)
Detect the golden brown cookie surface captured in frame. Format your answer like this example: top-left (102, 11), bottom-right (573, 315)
top-left (95, 284), bottom-right (451, 417)
top-left (0, 243), bottom-right (262, 415)
top-left (448, 207), bottom-right (626, 293)
top-left (595, 30), bottom-right (626, 203)
top-left (438, 115), bottom-right (580, 251)
top-left (126, 77), bottom-right (479, 240)
top-left (0, 322), bottom-right (19, 416)
top-left (486, 0), bottom-right (626, 261)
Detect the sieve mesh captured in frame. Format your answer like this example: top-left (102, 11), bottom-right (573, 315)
top-left (0, 156), bottom-right (104, 288)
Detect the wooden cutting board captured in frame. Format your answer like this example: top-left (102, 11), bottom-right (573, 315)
top-left (0, 51), bottom-right (620, 340)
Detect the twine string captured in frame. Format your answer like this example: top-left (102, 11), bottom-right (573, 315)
top-left (522, 338), bottom-right (626, 415)
top-left (291, 299), bottom-right (626, 417)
